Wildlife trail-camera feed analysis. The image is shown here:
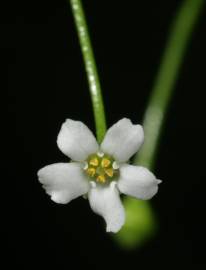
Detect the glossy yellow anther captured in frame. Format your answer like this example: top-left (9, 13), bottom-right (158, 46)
top-left (105, 168), bottom-right (114, 177)
top-left (85, 153), bottom-right (119, 184)
top-left (96, 174), bottom-right (106, 183)
top-left (101, 158), bottom-right (111, 168)
top-left (86, 168), bottom-right (96, 177)
top-left (89, 158), bottom-right (99, 167)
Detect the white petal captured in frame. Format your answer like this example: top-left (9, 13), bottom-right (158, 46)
top-left (57, 119), bottom-right (99, 161)
top-left (117, 164), bottom-right (160, 200)
top-left (100, 118), bottom-right (144, 162)
top-left (88, 182), bottom-right (125, 233)
top-left (38, 163), bottom-right (89, 204)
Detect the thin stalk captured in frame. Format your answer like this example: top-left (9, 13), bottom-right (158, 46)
top-left (134, 0), bottom-right (204, 169)
top-left (70, 0), bottom-right (106, 143)
top-left (116, 0), bottom-right (204, 249)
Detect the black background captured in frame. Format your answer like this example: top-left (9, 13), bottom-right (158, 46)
top-left (4, 0), bottom-right (206, 268)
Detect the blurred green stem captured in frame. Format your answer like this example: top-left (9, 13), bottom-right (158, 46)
top-left (116, 0), bottom-right (204, 249)
top-left (134, 0), bottom-right (204, 168)
top-left (70, 0), bottom-right (106, 143)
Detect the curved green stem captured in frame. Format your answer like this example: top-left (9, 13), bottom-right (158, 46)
top-left (134, 0), bottom-right (204, 168)
top-left (69, 0), bottom-right (106, 143)
top-left (116, 0), bottom-right (204, 249)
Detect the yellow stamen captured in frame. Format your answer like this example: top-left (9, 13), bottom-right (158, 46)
top-left (96, 174), bottom-right (106, 183)
top-left (105, 168), bottom-right (114, 177)
top-left (89, 158), bottom-right (99, 167)
top-left (86, 168), bottom-right (96, 177)
top-left (101, 158), bottom-right (111, 168)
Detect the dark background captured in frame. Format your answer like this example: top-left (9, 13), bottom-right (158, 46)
top-left (4, 0), bottom-right (206, 268)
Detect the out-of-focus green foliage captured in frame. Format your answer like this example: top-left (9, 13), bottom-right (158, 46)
top-left (115, 198), bottom-right (157, 249)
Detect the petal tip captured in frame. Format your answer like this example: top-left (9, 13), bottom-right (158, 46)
top-left (106, 221), bottom-right (124, 233)
top-left (106, 226), bottom-right (121, 233)
top-left (56, 119), bottom-right (98, 161)
top-left (101, 118), bottom-right (144, 162)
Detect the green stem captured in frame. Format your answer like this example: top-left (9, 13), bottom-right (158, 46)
top-left (69, 0), bottom-right (106, 143)
top-left (116, 0), bottom-right (204, 249)
top-left (134, 0), bottom-right (204, 169)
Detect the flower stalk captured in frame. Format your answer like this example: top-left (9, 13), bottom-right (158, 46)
top-left (69, 0), bottom-right (106, 143)
top-left (117, 0), bottom-right (204, 249)
top-left (134, 0), bottom-right (204, 169)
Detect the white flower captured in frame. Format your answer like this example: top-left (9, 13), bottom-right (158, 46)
top-left (38, 118), bottom-right (161, 233)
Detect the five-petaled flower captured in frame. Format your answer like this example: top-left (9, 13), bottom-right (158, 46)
top-left (38, 118), bottom-right (161, 233)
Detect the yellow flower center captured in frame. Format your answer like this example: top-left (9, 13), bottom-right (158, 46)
top-left (85, 153), bottom-right (119, 184)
